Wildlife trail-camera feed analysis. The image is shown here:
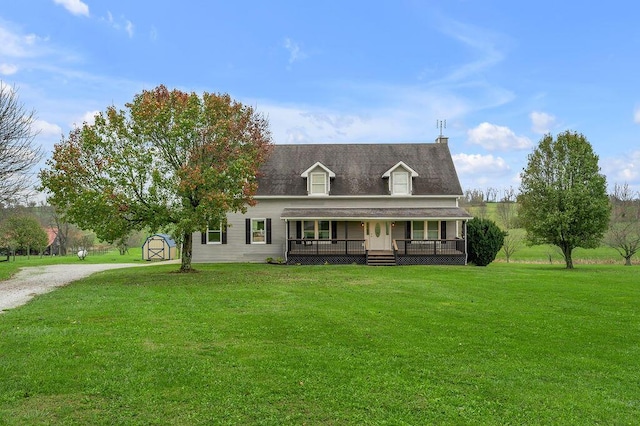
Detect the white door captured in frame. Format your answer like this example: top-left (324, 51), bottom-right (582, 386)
top-left (367, 221), bottom-right (391, 251)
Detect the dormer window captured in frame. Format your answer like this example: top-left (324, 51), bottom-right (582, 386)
top-left (392, 171), bottom-right (409, 195)
top-left (383, 161), bottom-right (419, 195)
top-left (310, 172), bottom-right (327, 195)
top-left (301, 162), bottom-right (335, 196)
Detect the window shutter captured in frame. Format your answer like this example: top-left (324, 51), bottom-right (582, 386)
top-left (201, 231), bottom-right (207, 245)
top-left (405, 221), bottom-right (412, 239)
top-left (296, 221), bottom-right (302, 239)
top-left (266, 219), bottom-right (272, 244)
top-left (440, 221), bottom-right (446, 239)
top-left (222, 224), bottom-right (228, 244)
top-left (331, 221), bottom-right (338, 244)
top-left (245, 218), bottom-right (251, 244)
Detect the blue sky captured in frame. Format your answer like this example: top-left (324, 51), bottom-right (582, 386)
top-left (2, 0), bottom-right (639, 197)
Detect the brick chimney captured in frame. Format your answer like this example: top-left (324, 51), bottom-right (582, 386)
top-left (435, 135), bottom-right (448, 144)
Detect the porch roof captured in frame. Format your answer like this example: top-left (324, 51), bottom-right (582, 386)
top-left (280, 207), bottom-right (472, 220)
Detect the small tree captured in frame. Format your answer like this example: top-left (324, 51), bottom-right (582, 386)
top-left (467, 217), bottom-right (506, 266)
top-left (40, 85), bottom-right (272, 272)
top-left (0, 82), bottom-right (43, 204)
top-left (496, 187), bottom-right (523, 263)
top-left (606, 183), bottom-right (640, 265)
top-left (518, 131), bottom-right (610, 269)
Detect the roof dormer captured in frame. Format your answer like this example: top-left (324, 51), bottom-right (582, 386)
top-left (382, 161), bottom-right (419, 195)
top-left (301, 162), bottom-right (335, 195)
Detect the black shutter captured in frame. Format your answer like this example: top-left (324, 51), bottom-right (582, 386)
top-left (440, 221), bottom-right (446, 239)
top-left (201, 231), bottom-right (207, 244)
top-left (331, 221), bottom-right (338, 243)
top-left (222, 223), bottom-right (227, 244)
top-left (405, 221), bottom-right (412, 239)
top-left (245, 218), bottom-right (251, 244)
top-left (266, 219), bottom-right (272, 244)
top-left (296, 221), bottom-right (302, 239)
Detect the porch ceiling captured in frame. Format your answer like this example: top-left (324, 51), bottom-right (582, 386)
top-left (280, 207), bottom-right (473, 220)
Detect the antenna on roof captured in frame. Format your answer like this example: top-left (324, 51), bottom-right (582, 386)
top-left (437, 119), bottom-right (446, 137)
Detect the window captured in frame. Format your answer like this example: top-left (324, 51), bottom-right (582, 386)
top-left (310, 172), bottom-right (328, 195)
top-left (206, 219), bottom-right (223, 244)
top-left (318, 221), bottom-right (330, 239)
top-left (412, 221), bottom-right (440, 240)
top-left (246, 218), bottom-right (271, 244)
top-left (427, 221), bottom-right (439, 240)
top-left (303, 220), bottom-right (316, 239)
top-left (251, 219), bottom-right (266, 243)
top-left (412, 221), bottom-right (424, 240)
top-left (302, 220), bottom-right (332, 239)
top-left (392, 171), bottom-right (409, 195)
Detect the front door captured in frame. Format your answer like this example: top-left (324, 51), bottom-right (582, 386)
top-left (367, 221), bottom-right (391, 251)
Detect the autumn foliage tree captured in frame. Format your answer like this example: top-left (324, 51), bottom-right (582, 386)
top-left (39, 85), bottom-right (272, 271)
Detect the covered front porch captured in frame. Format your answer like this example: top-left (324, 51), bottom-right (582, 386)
top-left (281, 207), bottom-right (472, 266)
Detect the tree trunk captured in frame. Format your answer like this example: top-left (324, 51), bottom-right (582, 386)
top-left (625, 256), bottom-right (632, 266)
top-left (180, 231), bottom-right (193, 272)
top-left (562, 245), bottom-right (574, 269)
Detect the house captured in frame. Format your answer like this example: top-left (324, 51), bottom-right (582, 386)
top-left (192, 135), bottom-right (472, 265)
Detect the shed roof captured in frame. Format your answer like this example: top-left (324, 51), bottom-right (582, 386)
top-left (147, 233), bottom-right (177, 247)
top-left (256, 143), bottom-right (463, 197)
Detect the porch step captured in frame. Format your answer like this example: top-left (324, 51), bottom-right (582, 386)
top-left (367, 252), bottom-right (397, 266)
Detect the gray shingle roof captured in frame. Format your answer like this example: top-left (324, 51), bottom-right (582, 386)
top-left (256, 143), bottom-right (463, 196)
top-left (280, 207), bottom-right (472, 220)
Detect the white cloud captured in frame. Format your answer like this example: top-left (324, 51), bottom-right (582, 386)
top-left (530, 111), bottom-right (556, 134)
top-left (80, 110), bottom-right (100, 126)
top-left (34, 119), bottom-right (63, 137)
top-left (467, 122), bottom-right (531, 151)
top-left (53, 0), bottom-right (89, 17)
top-left (634, 107), bottom-right (640, 124)
top-left (0, 21), bottom-right (47, 58)
top-left (125, 21), bottom-right (134, 38)
top-left (601, 151), bottom-right (640, 188)
top-left (102, 12), bottom-right (135, 38)
top-left (452, 153), bottom-right (510, 174)
top-left (0, 63), bottom-right (18, 75)
top-left (283, 38), bottom-right (307, 66)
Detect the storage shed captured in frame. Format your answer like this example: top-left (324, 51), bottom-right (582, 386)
top-left (142, 234), bottom-right (178, 261)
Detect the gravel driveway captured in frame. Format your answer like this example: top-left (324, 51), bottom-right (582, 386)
top-left (0, 263), bottom-right (167, 313)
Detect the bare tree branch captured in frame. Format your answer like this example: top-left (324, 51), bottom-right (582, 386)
top-left (0, 81), bottom-right (43, 204)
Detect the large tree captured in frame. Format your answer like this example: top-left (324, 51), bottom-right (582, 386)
top-left (518, 131), bottom-right (610, 269)
top-left (39, 85), bottom-right (272, 271)
top-left (0, 214), bottom-right (48, 259)
top-left (0, 81), bottom-right (43, 204)
top-left (606, 183), bottom-right (640, 265)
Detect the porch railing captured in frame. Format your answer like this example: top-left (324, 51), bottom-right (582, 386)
top-left (287, 239), bottom-right (366, 256)
top-left (394, 238), bottom-right (466, 256)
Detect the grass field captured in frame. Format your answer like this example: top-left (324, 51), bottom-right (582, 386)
top-left (0, 248), bottom-right (144, 281)
top-left (1, 263), bottom-right (639, 424)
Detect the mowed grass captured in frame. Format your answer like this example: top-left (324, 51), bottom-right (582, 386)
top-left (0, 248), bottom-right (144, 281)
top-left (1, 263), bottom-right (639, 424)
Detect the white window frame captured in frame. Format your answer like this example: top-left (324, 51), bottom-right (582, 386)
top-left (251, 218), bottom-right (266, 244)
top-left (392, 171), bottom-right (410, 195)
top-left (206, 219), bottom-right (223, 244)
top-left (310, 172), bottom-right (328, 195)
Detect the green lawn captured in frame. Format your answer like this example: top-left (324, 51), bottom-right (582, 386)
top-left (0, 248), bottom-right (144, 281)
top-left (1, 263), bottom-right (639, 424)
